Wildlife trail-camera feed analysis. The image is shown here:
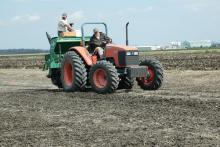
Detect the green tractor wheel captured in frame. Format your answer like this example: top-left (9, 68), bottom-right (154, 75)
top-left (61, 51), bottom-right (87, 92)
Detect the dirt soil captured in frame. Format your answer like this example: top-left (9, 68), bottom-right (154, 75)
top-left (141, 50), bottom-right (220, 70)
top-left (1, 49), bottom-right (220, 70)
top-left (0, 55), bottom-right (44, 69)
top-left (0, 69), bottom-right (220, 146)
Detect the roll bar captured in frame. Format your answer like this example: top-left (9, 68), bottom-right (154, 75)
top-left (81, 22), bottom-right (108, 47)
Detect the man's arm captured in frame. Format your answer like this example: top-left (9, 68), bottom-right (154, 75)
top-left (60, 20), bottom-right (72, 31)
top-left (102, 33), bottom-right (112, 43)
top-left (64, 24), bottom-right (72, 32)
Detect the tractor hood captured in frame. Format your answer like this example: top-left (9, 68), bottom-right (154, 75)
top-left (106, 44), bottom-right (138, 51)
top-left (105, 44), bottom-right (139, 67)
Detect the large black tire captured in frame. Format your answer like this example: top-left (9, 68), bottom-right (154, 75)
top-left (61, 51), bottom-right (87, 92)
top-left (89, 60), bottom-right (119, 94)
top-left (118, 76), bottom-right (134, 89)
top-left (51, 69), bottom-right (62, 88)
top-left (136, 58), bottom-right (163, 90)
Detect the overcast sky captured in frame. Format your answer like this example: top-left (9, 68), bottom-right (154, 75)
top-left (0, 0), bottom-right (220, 49)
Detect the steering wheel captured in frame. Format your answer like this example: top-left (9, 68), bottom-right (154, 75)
top-left (102, 39), bottom-right (112, 46)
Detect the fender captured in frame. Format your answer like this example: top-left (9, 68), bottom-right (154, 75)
top-left (69, 46), bottom-right (93, 66)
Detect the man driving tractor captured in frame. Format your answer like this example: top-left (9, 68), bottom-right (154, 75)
top-left (89, 28), bottom-right (112, 58)
top-left (57, 13), bottom-right (73, 37)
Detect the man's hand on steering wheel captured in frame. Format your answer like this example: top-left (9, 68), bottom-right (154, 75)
top-left (108, 39), bottom-right (112, 43)
top-left (102, 39), bottom-right (112, 45)
top-left (102, 41), bottom-right (107, 46)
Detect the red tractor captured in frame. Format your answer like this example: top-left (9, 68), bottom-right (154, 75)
top-left (57, 22), bottom-right (163, 94)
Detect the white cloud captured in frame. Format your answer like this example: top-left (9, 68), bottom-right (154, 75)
top-left (69, 11), bottom-right (84, 22)
top-left (29, 15), bottom-right (41, 21)
top-left (0, 14), bottom-right (41, 27)
top-left (11, 14), bottom-right (40, 22)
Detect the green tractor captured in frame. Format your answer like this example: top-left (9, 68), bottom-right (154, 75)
top-left (44, 22), bottom-right (163, 94)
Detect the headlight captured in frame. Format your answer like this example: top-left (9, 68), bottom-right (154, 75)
top-left (126, 51), bottom-right (139, 56)
top-left (134, 52), bottom-right (139, 55)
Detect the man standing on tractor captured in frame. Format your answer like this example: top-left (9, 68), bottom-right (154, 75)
top-left (89, 28), bottom-right (112, 58)
top-left (57, 13), bottom-right (73, 37)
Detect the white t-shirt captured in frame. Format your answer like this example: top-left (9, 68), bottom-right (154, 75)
top-left (58, 19), bottom-right (68, 32)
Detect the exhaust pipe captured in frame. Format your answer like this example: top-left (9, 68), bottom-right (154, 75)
top-left (126, 22), bottom-right (129, 46)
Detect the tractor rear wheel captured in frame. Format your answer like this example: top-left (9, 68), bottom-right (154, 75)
top-left (61, 51), bottom-right (87, 92)
top-left (89, 60), bottom-right (119, 94)
top-left (51, 69), bottom-right (62, 88)
top-left (136, 58), bottom-right (163, 90)
top-left (118, 76), bottom-right (134, 89)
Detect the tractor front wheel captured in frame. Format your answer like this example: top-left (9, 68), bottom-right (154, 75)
top-left (136, 58), bottom-right (163, 90)
top-left (118, 76), bottom-right (134, 90)
top-left (61, 51), bottom-right (87, 92)
top-left (89, 60), bottom-right (119, 94)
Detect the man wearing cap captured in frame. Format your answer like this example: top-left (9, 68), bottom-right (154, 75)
top-left (89, 28), bottom-right (112, 58)
top-left (57, 13), bottom-right (73, 37)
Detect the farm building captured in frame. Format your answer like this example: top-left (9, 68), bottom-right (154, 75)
top-left (167, 40), bottom-right (212, 49)
top-left (137, 45), bottom-right (162, 51)
top-left (168, 42), bottom-right (182, 49)
top-left (189, 40), bottom-right (212, 48)
top-left (168, 41), bottom-right (191, 49)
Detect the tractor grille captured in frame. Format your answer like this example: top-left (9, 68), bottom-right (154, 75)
top-left (118, 51), bottom-right (139, 66)
top-left (126, 55), bottom-right (139, 66)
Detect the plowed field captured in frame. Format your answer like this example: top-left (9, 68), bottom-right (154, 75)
top-left (0, 69), bottom-right (219, 146)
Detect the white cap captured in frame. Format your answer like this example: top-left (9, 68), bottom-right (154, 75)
top-left (93, 28), bottom-right (99, 33)
top-left (62, 13), bottom-right (67, 17)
